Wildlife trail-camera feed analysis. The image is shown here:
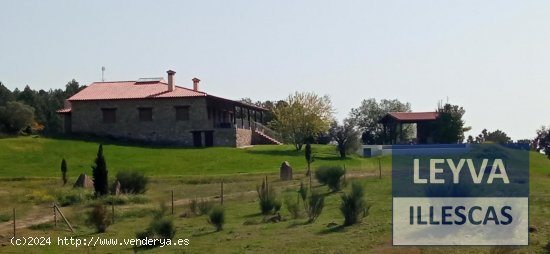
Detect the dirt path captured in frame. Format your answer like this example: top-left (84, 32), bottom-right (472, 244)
top-left (0, 170), bottom-right (379, 237)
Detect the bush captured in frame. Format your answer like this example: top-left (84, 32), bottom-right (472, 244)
top-left (256, 178), bottom-right (279, 215)
top-left (86, 204), bottom-right (111, 233)
top-left (115, 170), bottom-right (148, 194)
top-left (306, 191), bottom-right (325, 223)
top-left (208, 206), bottom-right (225, 231)
top-left (189, 198), bottom-right (214, 216)
top-left (0, 213), bottom-right (11, 222)
top-left (315, 166), bottom-right (345, 192)
top-left (100, 194), bottom-right (148, 205)
top-left (273, 199), bottom-right (282, 213)
top-left (284, 196), bottom-right (301, 219)
top-left (56, 191), bottom-right (88, 206)
top-left (150, 216), bottom-right (176, 239)
top-left (340, 182), bottom-right (370, 226)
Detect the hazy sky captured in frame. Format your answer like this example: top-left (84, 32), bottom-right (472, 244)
top-left (1, 1), bottom-right (549, 140)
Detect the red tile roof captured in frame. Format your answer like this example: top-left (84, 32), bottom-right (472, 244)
top-left (379, 112), bottom-right (440, 123)
top-left (68, 81), bottom-right (206, 101)
top-left (56, 79), bottom-right (267, 113)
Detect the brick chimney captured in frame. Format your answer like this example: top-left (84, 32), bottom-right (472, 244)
top-left (167, 70), bottom-right (176, 91)
top-left (192, 77), bottom-right (200, 91)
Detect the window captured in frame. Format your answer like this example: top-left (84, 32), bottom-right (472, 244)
top-left (138, 107), bottom-right (153, 122)
top-left (175, 106), bottom-right (190, 121)
top-left (102, 108), bottom-right (117, 123)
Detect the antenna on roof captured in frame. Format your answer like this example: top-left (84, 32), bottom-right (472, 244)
top-left (101, 66), bottom-right (106, 82)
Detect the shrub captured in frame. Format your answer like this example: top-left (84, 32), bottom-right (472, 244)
top-left (340, 182), bottom-right (370, 226)
top-left (150, 216), bottom-right (176, 239)
top-left (115, 170), bottom-right (148, 194)
top-left (298, 181), bottom-right (308, 203)
top-left (273, 199), bottom-right (282, 213)
top-left (315, 166), bottom-right (345, 192)
top-left (100, 194), bottom-right (148, 205)
top-left (306, 191), bottom-right (325, 223)
top-left (0, 213), bottom-right (11, 222)
top-left (56, 190), bottom-right (91, 206)
top-left (256, 178), bottom-right (279, 215)
top-left (208, 206), bottom-right (225, 231)
top-left (86, 204), bottom-right (111, 233)
top-left (189, 198), bottom-right (214, 216)
top-left (284, 196), bottom-right (301, 219)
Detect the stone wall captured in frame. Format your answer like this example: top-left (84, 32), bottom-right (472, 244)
top-left (70, 97), bottom-right (210, 146)
top-left (236, 128), bottom-right (252, 147)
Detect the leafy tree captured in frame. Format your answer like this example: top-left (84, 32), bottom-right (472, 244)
top-left (471, 129), bottom-right (513, 144)
top-left (0, 101), bottom-right (35, 133)
top-left (485, 129), bottom-right (512, 144)
top-left (534, 126), bottom-right (550, 159)
top-left (349, 98), bottom-right (413, 144)
top-left (433, 103), bottom-right (466, 144)
top-left (329, 120), bottom-right (360, 158)
top-left (61, 158), bottom-right (68, 186)
top-left (271, 92), bottom-right (334, 150)
top-left (92, 145), bottom-right (109, 196)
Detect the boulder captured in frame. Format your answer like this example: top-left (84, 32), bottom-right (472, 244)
top-left (280, 161), bottom-right (293, 181)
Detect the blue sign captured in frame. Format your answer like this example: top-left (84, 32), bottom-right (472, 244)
top-left (392, 144), bottom-right (529, 245)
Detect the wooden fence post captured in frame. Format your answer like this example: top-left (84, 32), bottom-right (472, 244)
top-left (53, 203), bottom-right (57, 227)
top-left (171, 190), bottom-right (174, 215)
top-left (13, 208), bottom-right (15, 237)
top-left (111, 204), bottom-right (115, 224)
top-left (220, 180), bottom-right (224, 206)
top-left (378, 157), bottom-right (382, 179)
top-left (54, 204), bottom-right (74, 232)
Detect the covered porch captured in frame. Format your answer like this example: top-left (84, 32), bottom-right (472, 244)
top-left (378, 112), bottom-right (439, 145)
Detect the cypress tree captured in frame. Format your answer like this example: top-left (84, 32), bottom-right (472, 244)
top-left (92, 144), bottom-right (109, 196)
top-left (61, 158), bottom-right (68, 185)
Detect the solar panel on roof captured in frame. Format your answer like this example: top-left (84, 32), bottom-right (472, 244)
top-left (137, 77), bottom-right (164, 83)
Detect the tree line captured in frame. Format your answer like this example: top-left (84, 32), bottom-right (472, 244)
top-left (245, 92), bottom-right (549, 159)
top-left (0, 80), bottom-right (85, 134)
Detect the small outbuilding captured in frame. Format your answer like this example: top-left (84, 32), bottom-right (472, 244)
top-left (378, 112), bottom-right (439, 144)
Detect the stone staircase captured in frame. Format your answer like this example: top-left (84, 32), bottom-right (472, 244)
top-left (254, 129), bottom-right (283, 145)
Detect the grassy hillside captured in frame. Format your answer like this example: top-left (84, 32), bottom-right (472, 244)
top-left (0, 136), bottom-right (382, 178)
top-left (1, 137), bottom-right (549, 253)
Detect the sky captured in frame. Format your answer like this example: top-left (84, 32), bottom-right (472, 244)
top-left (0, 1), bottom-right (549, 140)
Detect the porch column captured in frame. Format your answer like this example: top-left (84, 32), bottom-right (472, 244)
top-left (240, 107), bottom-right (244, 127)
top-left (247, 108), bottom-right (251, 128)
top-left (260, 111), bottom-right (263, 124)
top-left (233, 106), bottom-right (236, 125)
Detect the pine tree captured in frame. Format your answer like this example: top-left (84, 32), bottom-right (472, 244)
top-left (92, 145), bottom-right (109, 196)
top-left (61, 158), bottom-right (68, 185)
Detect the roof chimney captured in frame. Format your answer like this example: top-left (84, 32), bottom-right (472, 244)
top-left (167, 70), bottom-right (176, 91)
top-left (192, 77), bottom-right (200, 91)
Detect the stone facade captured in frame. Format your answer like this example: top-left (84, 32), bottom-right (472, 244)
top-left (69, 97), bottom-right (240, 147)
top-left (236, 128), bottom-right (253, 147)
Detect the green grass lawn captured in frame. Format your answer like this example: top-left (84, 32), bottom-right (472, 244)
top-left (0, 137), bottom-right (549, 253)
top-left (0, 136), bottom-right (379, 178)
